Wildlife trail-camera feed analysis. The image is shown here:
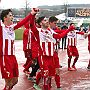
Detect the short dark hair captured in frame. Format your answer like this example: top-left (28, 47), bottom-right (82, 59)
top-left (36, 16), bottom-right (45, 25)
top-left (49, 16), bottom-right (58, 23)
top-left (0, 9), bottom-right (12, 22)
top-left (70, 23), bottom-right (74, 26)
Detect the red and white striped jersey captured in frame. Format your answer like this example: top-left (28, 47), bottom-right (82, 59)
top-left (38, 28), bottom-right (56, 56)
top-left (0, 13), bottom-right (35, 56)
top-left (67, 31), bottom-right (77, 46)
top-left (0, 21), bottom-right (16, 55)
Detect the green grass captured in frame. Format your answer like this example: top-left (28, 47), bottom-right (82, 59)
top-left (15, 28), bottom-right (24, 40)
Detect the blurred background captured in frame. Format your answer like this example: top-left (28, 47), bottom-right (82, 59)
top-left (0, 0), bottom-right (90, 39)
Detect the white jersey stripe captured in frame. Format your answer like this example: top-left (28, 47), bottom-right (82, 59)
top-left (45, 42), bottom-right (49, 55)
top-left (48, 42), bottom-right (51, 56)
top-left (11, 40), bottom-right (13, 55)
top-left (51, 42), bottom-right (54, 56)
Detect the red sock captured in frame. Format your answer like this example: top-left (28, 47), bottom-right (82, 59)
top-left (48, 78), bottom-right (51, 88)
top-left (72, 57), bottom-right (78, 66)
top-left (55, 75), bottom-right (61, 88)
top-left (68, 58), bottom-right (71, 68)
top-left (43, 77), bottom-right (50, 90)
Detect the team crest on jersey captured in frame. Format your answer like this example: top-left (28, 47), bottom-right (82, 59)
top-left (68, 32), bottom-right (76, 37)
top-left (71, 33), bottom-right (75, 37)
top-left (7, 27), bottom-right (14, 36)
top-left (9, 27), bottom-right (13, 31)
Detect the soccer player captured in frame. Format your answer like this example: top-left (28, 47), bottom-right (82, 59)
top-left (30, 16), bottom-right (75, 90)
top-left (0, 8), bottom-right (38, 90)
top-left (67, 23), bottom-right (85, 71)
top-left (23, 22), bottom-right (39, 80)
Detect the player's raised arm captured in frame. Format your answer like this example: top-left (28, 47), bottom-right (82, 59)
top-left (14, 8), bottom-right (39, 30)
